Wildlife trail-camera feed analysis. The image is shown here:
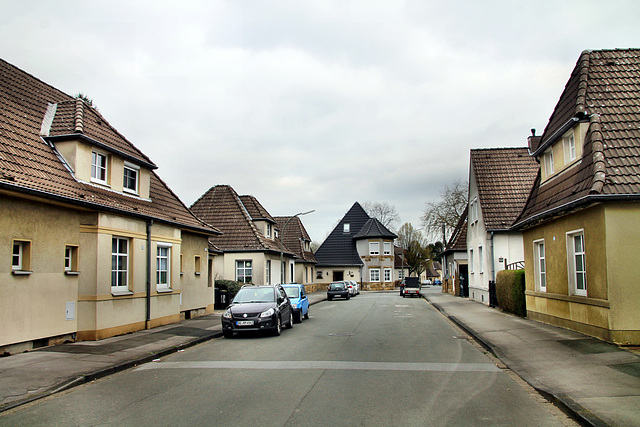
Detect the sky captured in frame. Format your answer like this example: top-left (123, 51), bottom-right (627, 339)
top-left (2, 0), bottom-right (639, 243)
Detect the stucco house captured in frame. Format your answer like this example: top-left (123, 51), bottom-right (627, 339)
top-left (467, 148), bottom-right (539, 304)
top-left (274, 216), bottom-right (317, 285)
top-left (1, 58), bottom-right (221, 354)
top-left (314, 202), bottom-right (397, 290)
top-left (190, 185), bottom-right (298, 285)
top-left (442, 207), bottom-right (468, 296)
top-left (513, 49), bottom-right (640, 345)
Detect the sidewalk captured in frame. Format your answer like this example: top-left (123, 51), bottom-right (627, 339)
top-left (423, 288), bottom-right (640, 427)
top-left (0, 291), bottom-right (327, 413)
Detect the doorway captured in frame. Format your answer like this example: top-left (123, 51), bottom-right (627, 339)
top-left (333, 271), bottom-right (344, 281)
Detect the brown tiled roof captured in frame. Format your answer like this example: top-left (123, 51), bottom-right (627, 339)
top-left (444, 206), bottom-right (467, 253)
top-left (0, 58), bottom-right (219, 236)
top-left (191, 185), bottom-right (295, 255)
top-left (470, 148), bottom-right (539, 230)
top-left (516, 49), bottom-right (640, 228)
top-left (274, 216), bottom-right (317, 264)
top-left (239, 195), bottom-right (276, 223)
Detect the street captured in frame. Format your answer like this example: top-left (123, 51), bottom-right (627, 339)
top-left (0, 291), bottom-right (574, 426)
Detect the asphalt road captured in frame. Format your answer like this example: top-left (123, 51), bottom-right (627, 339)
top-left (0, 292), bottom-right (575, 426)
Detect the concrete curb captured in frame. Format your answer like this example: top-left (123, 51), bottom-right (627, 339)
top-left (422, 294), bottom-right (607, 427)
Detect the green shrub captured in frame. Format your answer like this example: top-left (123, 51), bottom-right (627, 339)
top-left (495, 270), bottom-right (526, 317)
top-left (215, 280), bottom-right (244, 301)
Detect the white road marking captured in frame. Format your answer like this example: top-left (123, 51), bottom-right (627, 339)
top-left (136, 360), bottom-right (499, 372)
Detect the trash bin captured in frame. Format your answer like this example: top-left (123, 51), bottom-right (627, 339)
top-left (214, 288), bottom-right (228, 310)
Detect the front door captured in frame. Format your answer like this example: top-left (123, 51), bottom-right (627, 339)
top-left (459, 265), bottom-right (469, 298)
top-left (333, 271), bottom-right (344, 281)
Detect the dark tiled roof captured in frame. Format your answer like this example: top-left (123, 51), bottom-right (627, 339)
top-left (0, 58), bottom-right (219, 236)
top-left (239, 195), bottom-right (276, 223)
top-left (444, 206), bottom-right (467, 253)
top-left (516, 49), bottom-right (640, 227)
top-left (470, 148), bottom-right (539, 230)
top-left (314, 202), bottom-right (370, 266)
top-left (190, 185), bottom-right (294, 254)
top-left (274, 216), bottom-right (317, 264)
top-left (353, 218), bottom-right (398, 240)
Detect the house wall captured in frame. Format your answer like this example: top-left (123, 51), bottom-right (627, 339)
top-left (315, 266), bottom-right (363, 287)
top-left (467, 165), bottom-right (490, 303)
top-left (179, 232), bottom-right (213, 316)
top-left (522, 204), bottom-right (616, 342)
top-left (1, 196), bottom-right (80, 352)
top-left (294, 262), bottom-right (315, 285)
top-left (492, 232), bottom-right (525, 279)
top-left (358, 239), bottom-right (396, 290)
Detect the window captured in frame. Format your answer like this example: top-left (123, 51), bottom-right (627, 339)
top-left (544, 149), bottom-right (554, 176)
top-left (12, 240), bottom-right (31, 272)
top-left (369, 268), bottom-right (380, 282)
top-left (91, 150), bottom-right (108, 184)
top-left (398, 269), bottom-right (404, 280)
top-left (564, 134), bottom-right (576, 162)
top-left (469, 249), bottom-right (474, 273)
top-left (266, 260), bottom-right (271, 285)
top-left (111, 237), bottom-right (128, 290)
top-left (383, 242), bottom-right (391, 255)
top-left (123, 162), bottom-right (139, 194)
top-left (567, 231), bottom-right (586, 296)
top-left (194, 255), bottom-right (201, 275)
top-left (236, 260), bottom-right (253, 283)
top-left (266, 223), bottom-right (272, 238)
top-left (533, 240), bottom-right (546, 292)
top-left (156, 243), bottom-right (171, 290)
top-left (384, 268), bottom-right (392, 282)
top-left (64, 245), bottom-right (79, 273)
top-left (369, 242), bottom-right (380, 255)
top-left (469, 198), bottom-right (478, 224)
top-left (343, 223), bottom-right (350, 233)
top-left (478, 245), bottom-right (483, 273)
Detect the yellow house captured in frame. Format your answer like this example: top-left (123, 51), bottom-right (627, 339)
top-left (0, 58), bottom-right (221, 354)
top-left (513, 49), bottom-right (640, 345)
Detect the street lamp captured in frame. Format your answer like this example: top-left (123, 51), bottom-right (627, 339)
top-left (280, 210), bottom-right (315, 284)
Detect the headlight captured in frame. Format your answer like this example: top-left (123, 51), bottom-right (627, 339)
top-left (260, 308), bottom-right (275, 318)
top-left (223, 310), bottom-right (232, 319)
top-left (291, 302), bottom-right (298, 309)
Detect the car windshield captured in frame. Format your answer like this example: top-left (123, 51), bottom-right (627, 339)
top-left (233, 287), bottom-right (275, 303)
top-left (329, 283), bottom-right (344, 290)
top-left (284, 287), bottom-right (299, 299)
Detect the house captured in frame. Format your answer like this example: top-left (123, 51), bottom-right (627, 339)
top-left (394, 245), bottom-right (410, 283)
top-left (441, 207), bottom-right (468, 296)
top-left (1, 58), bottom-right (221, 353)
top-left (467, 148), bottom-right (539, 304)
top-left (314, 202), bottom-right (397, 290)
top-left (513, 49), bottom-right (640, 345)
top-left (274, 216), bottom-right (317, 285)
top-left (190, 185), bottom-right (298, 285)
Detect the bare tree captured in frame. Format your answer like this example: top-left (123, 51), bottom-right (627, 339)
top-left (396, 222), bottom-right (424, 250)
top-left (362, 201), bottom-right (400, 231)
top-left (421, 179), bottom-right (468, 243)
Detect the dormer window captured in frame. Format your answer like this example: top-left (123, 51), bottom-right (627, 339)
top-left (123, 162), bottom-right (139, 194)
top-left (266, 223), bottom-right (272, 238)
top-left (91, 150), bottom-right (108, 184)
top-left (343, 223), bottom-right (350, 233)
top-left (564, 134), bottom-right (576, 162)
top-left (543, 149), bottom-right (554, 176)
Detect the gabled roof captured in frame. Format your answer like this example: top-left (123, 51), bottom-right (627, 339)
top-left (274, 216), bottom-right (317, 264)
top-left (314, 202), bottom-right (370, 267)
top-left (470, 147), bottom-right (539, 230)
top-left (443, 206), bottom-right (467, 254)
top-left (239, 195), bottom-right (276, 224)
top-left (0, 58), bottom-right (219, 236)
top-left (190, 185), bottom-right (294, 255)
top-left (353, 218), bottom-right (398, 240)
top-left (516, 49), bottom-right (640, 228)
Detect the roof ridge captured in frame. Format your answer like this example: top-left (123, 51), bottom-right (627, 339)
top-left (575, 50), bottom-right (591, 116)
top-left (588, 114), bottom-right (606, 194)
top-left (74, 98), bottom-right (84, 133)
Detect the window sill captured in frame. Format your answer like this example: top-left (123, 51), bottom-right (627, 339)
top-left (157, 288), bottom-right (173, 294)
top-left (525, 290), bottom-right (609, 308)
top-left (12, 270), bottom-right (32, 276)
top-left (65, 271), bottom-right (81, 276)
top-left (195, 272), bottom-right (201, 276)
top-left (111, 290), bottom-right (134, 297)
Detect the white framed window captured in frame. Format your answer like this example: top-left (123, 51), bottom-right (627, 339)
top-left (567, 230), bottom-right (587, 296)
top-left (478, 245), bottom-right (484, 273)
top-left (533, 239), bottom-right (546, 292)
top-left (398, 269), bottom-right (404, 280)
top-left (266, 223), bottom-right (272, 238)
top-left (156, 243), bottom-right (172, 290)
top-left (266, 260), bottom-right (271, 285)
top-left (91, 150), bottom-right (108, 184)
top-left (469, 197), bottom-right (478, 224)
top-left (384, 268), bottom-right (392, 282)
top-left (343, 223), bottom-right (350, 233)
top-left (369, 242), bottom-right (380, 255)
top-left (383, 242), bottom-right (391, 255)
top-left (544, 149), bottom-right (554, 176)
top-left (369, 268), bottom-right (380, 282)
top-left (64, 245), bottom-right (79, 273)
top-left (469, 249), bottom-right (474, 273)
top-left (123, 162), bottom-right (139, 194)
top-left (564, 134), bottom-right (576, 162)
top-left (236, 260), bottom-right (253, 283)
top-left (111, 237), bottom-right (129, 291)
top-left (12, 240), bottom-right (32, 273)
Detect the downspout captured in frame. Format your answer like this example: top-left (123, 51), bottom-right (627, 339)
top-left (146, 219), bottom-right (153, 329)
top-left (490, 232), bottom-right (496, 282)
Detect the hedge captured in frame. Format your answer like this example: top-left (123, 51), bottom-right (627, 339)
top-left (215, 279), bottom-right (244, 301)
top-left (495, 269), bottom-right (526, 317)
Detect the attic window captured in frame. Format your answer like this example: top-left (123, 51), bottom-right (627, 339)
top-left (91, 150), bottom-right (108, 185)
top-left (343, 223), bottom-right (350, 233)
top-left (123, 162), bottom-right (139, 194)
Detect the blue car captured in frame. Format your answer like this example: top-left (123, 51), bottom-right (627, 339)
top-left (282, 284), bottom-right (309, 323)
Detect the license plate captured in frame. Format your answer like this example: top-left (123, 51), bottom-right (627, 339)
top-left (236, 320), bottom-right (254, 326)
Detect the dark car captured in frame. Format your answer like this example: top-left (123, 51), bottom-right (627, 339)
top-left (400, 277), bottom-right (421, 297)
top-left (221, 284), bottom-right (294, 338)
top-left (327, 281), bottom-right (350, 300)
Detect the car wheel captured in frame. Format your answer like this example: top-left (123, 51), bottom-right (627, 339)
top-left (273, 316), bottom-right (282, 336)
top-left (304, 308), bottom-right (309, 320)
top-left (346, 294), bottom-right (350, 300)
top-left (295, 311), bottom-right (302, 323)
top-left (328, 296), bottom-right (332, 301)
top-left (223, 330), bottom-right (233, 339)
top-left (286, 311), bottom-right (294, 329)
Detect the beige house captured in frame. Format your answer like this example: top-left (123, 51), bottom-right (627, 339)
top-left (1, 58), bottom-right (221, 354)
top-left (190, 185), bottom-right (298, 285)
top-left (275, 216), bottom-right (317, 285)
top-left (514, 49), bottom-right (640, 345)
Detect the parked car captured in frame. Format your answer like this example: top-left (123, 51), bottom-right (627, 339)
top-left (422, 279), bottom-right (432, 285)
top-left (434, 279), bottom-right (442, 285)
top-left (282, 283), bottom-right (309, 323)
top-left (346, 280), bottom-right (357, 297)
top-left (400, 277), bottom-right (421, 297)
top-left (327, 281), bottom-right (350, 300)
top-left (222, 284), bottom-right (293, 338)
top-left (349, 280), bottom-right (360, 295)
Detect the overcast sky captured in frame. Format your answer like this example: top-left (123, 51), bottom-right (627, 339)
top-left (2, 1), bottom-right (639, 242)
